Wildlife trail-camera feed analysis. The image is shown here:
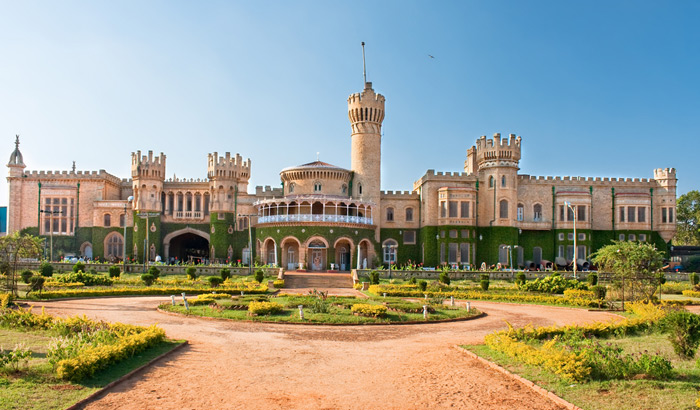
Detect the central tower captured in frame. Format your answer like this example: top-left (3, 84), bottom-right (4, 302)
top-left (348, 81), bottom-right (385, 204)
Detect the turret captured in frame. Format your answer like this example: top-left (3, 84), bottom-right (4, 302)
top-left (348, 81), bottom-right (385, 204)
top-left (131, 150), bottom-right (166, 212)
top-left (207, 152), bottom-right (251, 213)
top-left (7, 135), bottom-right (25, 178)
top-left (6, 135), bottom-right (26, 234)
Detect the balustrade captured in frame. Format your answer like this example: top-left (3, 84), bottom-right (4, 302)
top-left (258, 214), bottom-right (373, 225)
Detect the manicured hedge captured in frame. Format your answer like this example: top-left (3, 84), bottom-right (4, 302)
top-left (351, 304), bottom-right (387, 317)
top-left (35, 285), bottom-right (268, 299)
top-left (682, 290), bottom-right (700, 298)
top-left (248, 301), bottom-right (283, 315)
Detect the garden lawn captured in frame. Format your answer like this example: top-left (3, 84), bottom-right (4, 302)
top-left (0, 327), bottom-right (182, 410)
top-left (463, 332), bottom-right (700, 410)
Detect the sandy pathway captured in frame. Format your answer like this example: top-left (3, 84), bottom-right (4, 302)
top-left (30, 297), bottom-right (621, 410)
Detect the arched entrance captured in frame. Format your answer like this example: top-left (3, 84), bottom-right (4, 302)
top-left (281, 237), bottom-right (300, 270)
top-left (306, 237), bottom-right (328, 271)
top-left (262, 238), bottom-right (278, 266)
top-left (163, 228), bottom-right (210, 264)
top-left (334, 237), bottom-right (354, 272)
top-left (357, 239), bottom-right (372, 269)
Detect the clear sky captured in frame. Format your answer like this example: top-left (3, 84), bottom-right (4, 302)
top-left (1, 1), bottom-right (698, 206)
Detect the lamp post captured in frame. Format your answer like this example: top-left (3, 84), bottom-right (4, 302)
top-left (565, 201), bottom-right (577, 280)
top-left (385, 243), bottom-right (397, 278)
top-left (238, 213), bottom-right (256, 276)
top-left (123, 196), bottom-right (133, 268)
top-left (39, 209), bottom-right (63, 261)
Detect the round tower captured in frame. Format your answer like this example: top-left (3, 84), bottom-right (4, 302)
top-left (348, 82), bottom-right (385, 204)
top-left (131, 150), bottom-right (166, 212)
top-left (7, 135), bottom-right (26, 234)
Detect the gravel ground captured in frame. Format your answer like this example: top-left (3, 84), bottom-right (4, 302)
top-left (30, 296), bottom-right (622, 410)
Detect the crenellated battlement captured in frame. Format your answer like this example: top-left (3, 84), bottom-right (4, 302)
top-left (348, 82), bottom-right (385, 126)
top-left (131, 150), bottom-right (166, 179)
top-left (653, 167), bottom-right (676, 179)
top-left (23, 169), bottom-right (122, 185)
top-left (380, 190), bottom-right (419, 199)
top-left (517, 174), bottom-right (658, 186)
top-left (474, 133), bottom-right (521, 165)
top-left (207, 152), bottom-right (251, 180)
top-left (254, 185), bottom-right (283, 196)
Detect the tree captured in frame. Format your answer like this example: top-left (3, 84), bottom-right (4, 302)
top-left (674, 190), bottom-right (700, 245)
top-left (591, 241), bottom-right (664, 306)
top-left (0, 232), bottom-right (44, 297)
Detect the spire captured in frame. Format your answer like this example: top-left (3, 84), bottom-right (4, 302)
top-left (7, 134), bottom-right (25, 167)
top-left (361, 42), bottom-right (367, 85)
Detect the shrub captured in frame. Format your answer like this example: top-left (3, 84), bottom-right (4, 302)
top-left (480, 280), bottom-right (490, 291)
top-left (207, 276), bottom-right (223, 287)
top-left (29, 276), bottom-right (46, 294)
top-left (480, 273), bottom-right (490, 281)
top-left (147, 266), bottom-right (160, 279)
top-left (408, 276), bottom-right (417, 285)
top-left (662, 310), bottom-right (700, 359)
top-left (220, 268), bottom-right (231, 281)
top-left (273, 279), bottom-right (285, 288)
top-left (683, 290), bottom-right (700, 298)
top-left (108, 266), bottom-right (121, 278)
top-left (248, 301), bottom-right (283, 315)
top-left (88, 268), bottom-right (97, 275)
top-left (563, 289), bottom-right (594, 299)
top-left (590, 285), bottom-right (607, 300)
top-left (418, 280), bottom-right (427, 292)
top-left (690, 273), bottom-right (699, 286)
top-left (73, 262), bottom-right (85, 273)
top-left (351, 304), bottom-right (387, 318)
top-left (439, 272), bottom-right (451, 285)
top-left (683, 255), bottom-right (700, 272)
top-left (186, 267), bottom-right (197, 280)
top-left (55, 272), bottom-right (113, 287)
top-left (20, 270), bottom-right (33, 284)
top-left (519, 275), bottom-right (587, 294)
top-left (254, 269), bottom-right (265, 283)
top-left (587, 273), bottom-right (598, 286)
top-left (0, 343), bottom-right (33, 371)
top-left (515, 272), bottom-right (526, 286)
top-left (0, 293), bottom-right (12, 308)
top-left (39, 262), bottom-right (54, 278)
top-left (369, 271), bottom-right (380, 285)
top-left (141, 273), bottom-right (155, 286)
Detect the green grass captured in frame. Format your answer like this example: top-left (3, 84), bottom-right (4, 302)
top-left (0, 328), bottom-right (183, 410)
top-left (161, 295), bottom-right (481, 324)
top-left (463, 333), bottom-right (700, 410)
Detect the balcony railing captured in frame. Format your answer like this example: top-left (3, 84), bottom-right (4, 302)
top-left (174, 211), bottom-right (204, 220)
top-left (258, 214), bottom-right (373, 225)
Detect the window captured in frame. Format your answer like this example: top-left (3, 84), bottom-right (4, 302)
top-left (218, 212), bottom-right (226, 220)
top-left (533, 204), bottom-right (542, 222)
top-left (449, 201), bottom-right (458, 218)
top-left (558, 245), bottom-right (565, 258)
top-left (405, 208), bottom-right (414, 222)
top-left (517, 204), bottom-right (524, 221)
top-left (489, 176), bottom-right (494, 188)
top-left (120, 214), bottom-right (125, 228)
top-left (559, 205), bottom-right (565, 222)
top-left (440, 202), bottom-right (447, 218)
top-left (386, 207), bottom-right (394, 222)
top-left (498, 245), bottom-right (508, 264)
top-left (289, 183), bottom-right (295, 193)
top-left (578, 233), bottom-right (586, 241)
top-left (501, 175), bottom-right (507, 187)
top-left (238, 217), bottom-right (249, 230)
top-left (461, 229), bottom-right (469, 238)
top-left (448, 243), bottom-right (458, 264)
top-left (662, 208), bottom-right (668, 223)
top-left (105, 233), bottom-right (123, 259)
top-left (566, 245), bottom-right (574, 261)
top-left (567, 233), bottom-right (574, 241)
top-left (403, 231), bottom-right (416, 244)
top-left (499, 200), bottom-right (508, 218)
top-left (638, 207), bottom-right (646, 223)
top-left (313, 182), bottom-right (322, 192)
top-left (629, 234), bottom-right (636, 241)
top-left (639, 234), bottom-right (646, 242)
top-left (358, 183), bottom-right (362, 195)
top-left (440, 230), bottom-right (446, 238)
top-left (567, 206), bottom-right (574, 221)
top-left (576, 245), bottom-right (586, 260)
top-left (103, 214), bottom-right (111, 227)
top-left (460, 202), bottom-right (470, 218)
top-left (627, 206), bottom-right (636, 223)
top-left (619, 207), bottom-right (625, 222)
top-left (619, 234), bottom-right (625, 241)
top-left (383, 240), bottom-right (398, 263)
top-left (449, 230), bottom-right (458, 238)
top-left (517, 247), bottom-right (524, 267)
top-left (669, 208), bottom-right (674, 223)
top-left (460, 243), bottom-right (470, 264)
top-left (577, 206), bottom-right (586, 222)
top-left (440, 243), bottom-right (446, 264)
top-left (558, 233), bottom-right (564, 241)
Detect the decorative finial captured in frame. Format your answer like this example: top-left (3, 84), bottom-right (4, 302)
top-left (15, 135), bottom-right (19, 148)
top-left (361, 42), bottom-right (367, 85)
top-left (72, 161), bottom-right (76, 172)
top-left (316, 152), bottom-right (320, 161)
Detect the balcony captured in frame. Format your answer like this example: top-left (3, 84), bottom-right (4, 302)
top-left (258, 214), bottom-right (373, 225)
top-left (174, 211), bottom-right (205, 220)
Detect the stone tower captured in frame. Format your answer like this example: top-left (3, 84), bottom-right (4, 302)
top-left (468, 133), bottom-right (522, 226)
top-left (348, 82), bottom-right (385, 204)
top-left (131, 150), bottom-right (166, 212)
top-left (653, 167), bottom-right (677, 242)
top-left (6, 135), bottom-right (26, 233)
top-left (207, 152), bottom-right (251, 213)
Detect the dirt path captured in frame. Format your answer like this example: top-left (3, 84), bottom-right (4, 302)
top-left (31, 297), bottom-right (621, 410)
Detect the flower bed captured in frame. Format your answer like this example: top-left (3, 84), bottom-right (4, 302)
top-left (33, 284), bottom-right (268, 299)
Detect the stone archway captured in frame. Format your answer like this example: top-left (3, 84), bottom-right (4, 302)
top-left (262, 238), bottom-right (278, 266)
top-left (281, 236), bottom-right (301, 270)
top-left (333, 237), bottom-right (354, 272)
top-left (163, 227), bottom-right (210, 263)
top-left (357, 239), bottom-right (373, 269)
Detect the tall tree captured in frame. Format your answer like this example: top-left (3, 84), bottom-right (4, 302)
top-left (674, 190), bottom-right (700, 245)
top-left (591, 240), bottom-right (665, 306)
top-left (0, 232), bottom-right (44, 296)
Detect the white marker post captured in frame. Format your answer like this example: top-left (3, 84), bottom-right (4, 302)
top-left (171, 295), bottom-right (176, 306)
top-left (423, 305), bottom-right (428, 320)
top-left (181, 293), bottom-right (189, 310)
top-left (298, 305), bottom-right (304, 320)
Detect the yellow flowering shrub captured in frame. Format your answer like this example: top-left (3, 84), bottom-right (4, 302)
top-left (682, 290), bottom-right (700, 298)
top-left (0, 292), bottom-right (11, 308)
top-left (350, 304), bottom-right (387, 318)
top-left (248, 301), bottom-right (283, 315)
top-left (37, 285), bottom-right (267, 299)
top-left (563, 289), bottom-right (595, 299)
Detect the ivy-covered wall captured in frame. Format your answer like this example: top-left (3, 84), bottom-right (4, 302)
top-left (380, 228), bottom-right (419, 265)
top-left (132, 213), bottom-right (162, 263)
top-left (475, 226), bottom-right (519, 265)
top-left (418, 225), bottom-right (438, 266)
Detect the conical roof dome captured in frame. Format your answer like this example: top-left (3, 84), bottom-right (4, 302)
top-left (8, 135), bottom-right (24, 166)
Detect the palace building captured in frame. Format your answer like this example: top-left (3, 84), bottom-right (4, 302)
top-left (6, 80), bottom-right (677, 270)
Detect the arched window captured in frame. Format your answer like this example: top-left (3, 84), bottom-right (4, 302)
top-left (501, 176), bottom-right (507, 187)
top-left (405, 207), bottom-right (414, 222)
top-left (386, 207), bottom-right (394, 222)
top-left (103, 214), bottom-right (111, 227)
top-left (498, 245), bottom-right (508, 265)
top-left (533, 204), bottom-right (543, 222)
top-left (383, 239), bottom-right (398, 264)
top-left (517, 203), bottom-right (524, 221)
top-left (289, 183), bottom-right (295, 193)
top-left (119, 214), bottom-right (125, 227)
top-left (313, 181), bottom-right (322, 192)
top-left (489, 176), bottom-right (494, 188)
top-left (104, 233), bottom-right (123, 259)
top-left (499, 200), bottom-right (509, 218)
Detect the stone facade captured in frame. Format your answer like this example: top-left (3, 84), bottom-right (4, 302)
top-left (6, 81), bottom-right (677, 270)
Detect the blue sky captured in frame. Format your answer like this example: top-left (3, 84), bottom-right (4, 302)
top-left (0, 1), bottom-right (698, 206)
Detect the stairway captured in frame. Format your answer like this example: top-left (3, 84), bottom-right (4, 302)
top-left (283, 272), bottom-right (354, 289)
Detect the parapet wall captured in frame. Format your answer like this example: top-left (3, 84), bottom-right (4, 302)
top-left (23, 169), bottom-right (123, 185)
